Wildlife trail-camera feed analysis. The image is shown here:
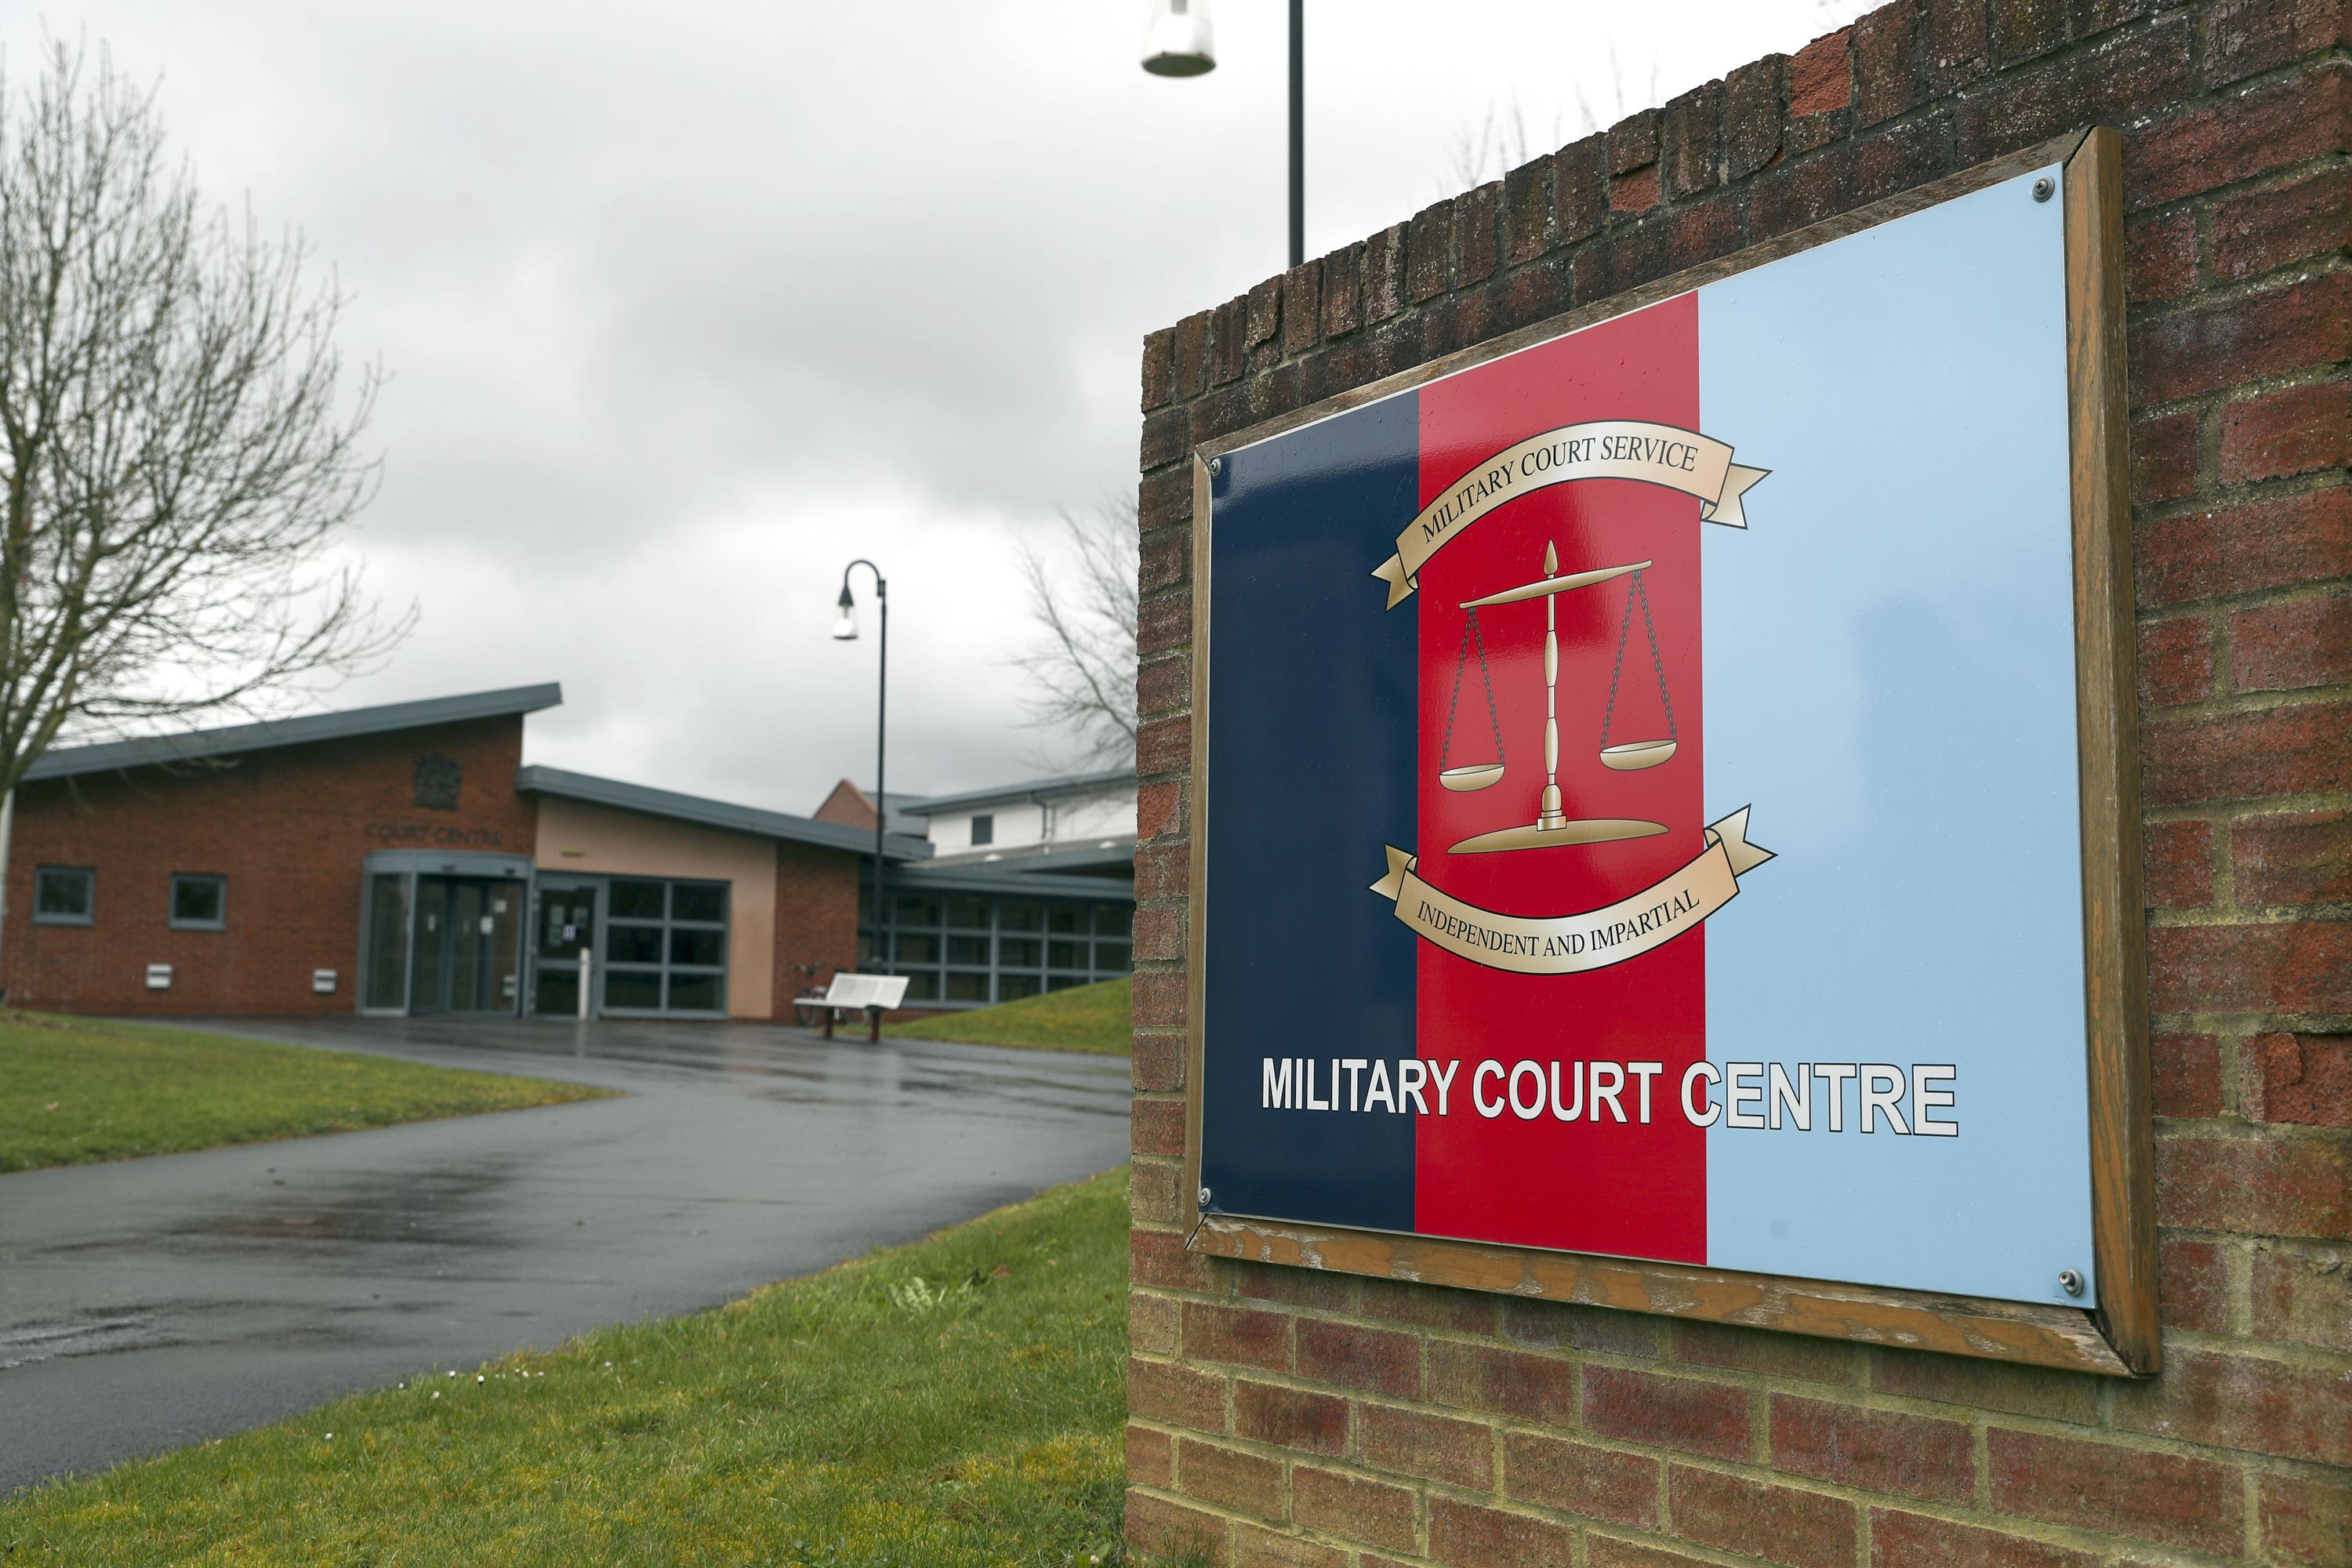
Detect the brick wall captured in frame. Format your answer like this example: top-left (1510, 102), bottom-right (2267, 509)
top-left (1128, 3), bottom-right (2350, 1564)
top-left (5, 717), bottom-right (535, 1015)
top-left (770, 838), bottom-right (860, 1017)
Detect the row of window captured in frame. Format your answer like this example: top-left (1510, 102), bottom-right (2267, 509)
top-left (33, 866), bottom-right (227, 931)
top-left (858, 891), bottom-right (1134, 1006)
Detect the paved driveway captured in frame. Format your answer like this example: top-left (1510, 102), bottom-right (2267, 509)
top-left (0, 1018), bottom-right (1131, 1495)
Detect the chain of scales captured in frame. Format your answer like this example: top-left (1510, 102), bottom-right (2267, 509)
top-left (1435, 539), bottom-right (1678, 855)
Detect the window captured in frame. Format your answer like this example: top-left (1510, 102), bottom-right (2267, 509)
top-left (970, 813), bottom-right (994, 847)
top-left (601, 877), bottom-right (728, 1015)
top-left (34, 866), bottom-right (93, 925)
top-left (169, 873), bottom-right (227, 931)
top-left (856, 880), bottom-right (1142, 1009)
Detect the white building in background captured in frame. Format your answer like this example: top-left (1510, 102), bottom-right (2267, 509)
top-left (904, 768), bottom-right (1137, 871)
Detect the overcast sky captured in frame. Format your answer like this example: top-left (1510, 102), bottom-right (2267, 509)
top-left (41, 0), bottom-right (1871, 813)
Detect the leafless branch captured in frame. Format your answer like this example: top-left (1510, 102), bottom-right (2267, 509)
top-left (0, 39), bottom-right (408, 791)
top-left (1007, 499), bottom-right (1138, 771)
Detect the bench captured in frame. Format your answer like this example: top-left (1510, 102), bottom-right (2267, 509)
top-left (804, 971), bottom-right (911, 1042)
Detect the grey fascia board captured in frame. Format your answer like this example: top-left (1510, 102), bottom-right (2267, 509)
top-left (517, 765), bottom-right (933, 860)
top-left (900, 768), bottom-right (1138, 817)
top-left (24, 684), bottom-right (566, 782)
top-left (887, 863), bottom-right (1133, 898)
top-left (920, 839), bottom-right (1138, 873)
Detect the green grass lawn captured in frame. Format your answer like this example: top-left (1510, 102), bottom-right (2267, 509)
top-left (885, 977), bottom-right (1132, 1056)
top-left (0, 1014), bottom-right (609, 1174)
top-left (0, 1167), bottom-right (1138, 1568)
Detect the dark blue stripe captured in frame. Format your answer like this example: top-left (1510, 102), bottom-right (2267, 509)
top-left (1200, 394), bottom-right (1421, 1232)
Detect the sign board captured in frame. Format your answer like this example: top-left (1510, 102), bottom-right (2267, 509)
top-left (1184, 131), bottom-right (2154, 1374)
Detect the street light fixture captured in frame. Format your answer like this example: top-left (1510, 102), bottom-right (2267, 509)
top-left (1142, 0), bottom-right (1305, 268)
top-left (834, 560), bottom-right (888, 988)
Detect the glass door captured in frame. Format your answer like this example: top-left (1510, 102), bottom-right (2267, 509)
top-left (410, 877), bottom-right (524, 1014)
top-left (532, 882), bottom-right (599, 1017)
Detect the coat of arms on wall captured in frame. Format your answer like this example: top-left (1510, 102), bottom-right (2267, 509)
top-left (413, 753), bottom-right (463, 811)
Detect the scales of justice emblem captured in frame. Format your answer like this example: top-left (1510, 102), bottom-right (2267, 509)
top-left (1366, 419), bottom-right (1778, 976)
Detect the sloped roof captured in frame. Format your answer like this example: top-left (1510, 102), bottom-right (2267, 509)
top-left (902, 768), bottom-right (1137, 817)
top-left (24, 684), bottom-right (565, 782)
top-left (517, 765), bottom-right (933, 860)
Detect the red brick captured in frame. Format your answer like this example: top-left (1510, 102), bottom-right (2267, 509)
top-left (1667, 192), bottom-right (1747, 271)
top-left (2138, 615), bottom-right (2214, 706)
top-left (1133, 1030), bottom-right (1181, 1094)
top-left (1138, 590), bottom-right (1191, 659)
top-left (2074, 0), bottom-right (2160, 37)
top-left (1853, 2), bottom-right (1925, 126)
top-left (1279, 261), bottom-right (1320, 358)
top-left (1139, 524), bottom-right (1189, 595)
top-left (1669, 1465), bottom-right (1856, 1568)
top-left (2233, 593), bottom-right (2352, 692)
top-left (1132, 906), bottom-right (1181, 964)
top-left (1129, 973), bottom-right (1185, 1034)
top-left (1358, 1277), bottom-right (1494, 1335)
top-left (1501, 158), bottom-right (1553, 267)
top-left (1243, 275), bottom-right (1280, 353)
top-left (1132, 1225), bottom-right (1207, 1290)
top-left (1661, 82), bottom-right (1724, 201)
top-left (1134, 840), bottom-right (1188, 901)
top-left (2129, 407), bottom-right (2201, 507)
top-left (2137, 489), bottom-right (2352, 608)
top-left (1582, 1366), bottom-right (1751, 1461)
top-left (1137, 780), bottom-right (1182, 842)
top-left (1771, 1395), bottom-right (1974, 1503)
top-left (1129, 1421), bottom-right (1174, 1488)
top-left (2252, 1241), bottom-right (2352, 1352)
top-left (1588, 1540), bottom-right (1716, 1568)
top-left (2158, 1236), bottom-right (2232, 1331)
top-left (2206, 0), bottom-right (2352, 89)
top-left (2127, 66), bottom-right (2348, 211)
top-left (1501, 1432), bottom-right (1660, 1527)
top-left (1294, 1319), bottom-right (1421, 1399)
top-left (1672, 1319), bottom-right (1858, 1385)
top-left (1137, 653), bottom-right (1189, 721)
top-left (1867, 1347), bottom-right (2102, 1423)
top-left (1359, 1402), bottom-right (1493, 1491)
top-left (2221, 383), bottom-right (2351, 486)
top-left (1502, 1297), bottom-right (1666, 1357)
top-left (1426, 1339), bottom-right (1575, 1425)
top-left (2258, 1468), bottom-right (2352, 1567)
top-left (1129, 1490), bottom-right (1229, 1566)
top-left (1292, 1464), bottom-right (1417, 1553)
top-left (2149, 920), bottom-right (2352, 1016)
top-left (1208, 296), bottom-right (1246, 387)
top-left (1170, 310), bottom-right (1210, 400)
top-left (1139, 463), bottom-right (1193, 530)
top-left (2246, 1032), bottom-right (2352, 1127)
top-left (1790, 28), bottom-right (1853, 115)
top-left (1990, 1427), bottom-right (2245, 1552)
top-left (2216, 167), bottom-right (2352, 281)
top-left (1318, 241), bottom-right (1362, 339)
top-left (1455, 181), bottom-right (1500, 285)
top-left (1131, 1290), bottom-right (1181, 1356)
top-left (1180, 1437), bottom-right (1286, 1523)
top-left (2152, 1030), bottom-right (2226, 1116)
top-left (1131, 1155), bottom-right (1184, 1226)
top-left (1555, 136), bottom-right (1607, 245)
top-left (1232, 1522), bottom-right (1345, 1568)
top-left (2143, 701), bottom-right (2352, 808)
top-left (1132, 1094), bottom-right (1185, 1158)
top-left (1232, 1378), bottom-right (1348, 1456)
top-left (1610, 165), bottom-right (1659, 214)
top-left (2144, 820), bottom-right (2215, 909)
top-left (1724, 55), bottom-right (1787, 179)
top-left (2113, 1342), bottom-right (2352, 1466)
top-left (1131, 1356), bottom-right (1229, 1433)
top-left (1954, 13), bottom-right (2194, 163)
top-left (2126, 209), bottom-right (2198, 302)
top-left (1363, 223), bottom-right (1407, 323)
top-left (1868, 1508), bottom-right (2101, 1568)
top-left (1994, 0), bottom-right (2070, 65)
top-left (2133, 274), bottom-right (2352, 405)
top-left (1925, 0), bottom-right (1991, 92)
top-left (1426, 1495), bottom-right (1577, 1568)
top-left (2158, 1131), bottom-right (2352, 1238)
top-left (1235, 1259), bottom-right (1354, 1312)
top-left (2236, 811), bottom-right (2352, 906)
top-left (1406, 200), bottom-right (1453, 303)
top-left (1184, 1301), bottom-right (1290, 1373)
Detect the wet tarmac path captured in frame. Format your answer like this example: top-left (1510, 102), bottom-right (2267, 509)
top-left (0, 1018), bottom-right (1131, 1495)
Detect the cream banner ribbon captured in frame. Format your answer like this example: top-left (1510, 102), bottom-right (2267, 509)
top-left (1370, 420), bottom-right (1769, 608)
top-left (1369, 808), bottom-right (1776, 975)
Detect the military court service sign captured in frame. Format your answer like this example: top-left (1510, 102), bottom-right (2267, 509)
top-left (1183, 129), bottom-right (2159, 1376)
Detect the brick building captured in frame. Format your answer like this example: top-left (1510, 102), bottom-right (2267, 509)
top-left (1127, 3), bottom-right (2350, 1566)
top-left (3, 684), bottom-right (1134, 1020)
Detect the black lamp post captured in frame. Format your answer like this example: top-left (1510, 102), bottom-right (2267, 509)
top-left (833, 560), bottom-right (887, 978)
top-left (1143, 0), bottom-right (1305, 269)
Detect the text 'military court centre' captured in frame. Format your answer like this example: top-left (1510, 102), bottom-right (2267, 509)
top-left (1, 684), bottom-right (1136, 1020)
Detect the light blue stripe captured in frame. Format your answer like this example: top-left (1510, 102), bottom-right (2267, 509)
top-left (1695, 165), bottom-right (2096, 1308)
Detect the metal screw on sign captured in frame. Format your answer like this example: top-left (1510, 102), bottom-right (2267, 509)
top-left (2032, 176), bottom-right (2055, 202)
top-left (1207, 456), bottom-right (1222, 476)
top-left (1198, 1186), bottom-right (1213, 1209)
top-left (2058, 1268), bottom-right (2085, 1297)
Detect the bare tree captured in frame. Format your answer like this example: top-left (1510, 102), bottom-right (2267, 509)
top-left (0, 42), bottom-right (405, 794)
top-left (1009, 500), bottom-right (1138, 771)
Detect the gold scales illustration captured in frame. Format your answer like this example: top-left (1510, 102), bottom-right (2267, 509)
top-left (1436, 540), bottom-right (1678, 855)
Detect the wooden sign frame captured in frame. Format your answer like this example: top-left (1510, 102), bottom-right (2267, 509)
top-left (1178, 127), bottom-right (2157, 1377)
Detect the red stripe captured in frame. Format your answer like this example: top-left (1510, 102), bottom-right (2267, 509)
top-left (1411, 292), bottom-right (1708, 1264)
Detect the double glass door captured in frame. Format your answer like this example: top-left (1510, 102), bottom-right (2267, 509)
top-left (532, 882), bottom-right (599, 1017)
top-left (410, 877), bottom-right (524, 1014)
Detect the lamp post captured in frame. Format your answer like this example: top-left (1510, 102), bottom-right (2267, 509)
top-left (833, 561), bottom-right (887, 996)
top-left (1143, 0), bottom-right (1304, 269)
